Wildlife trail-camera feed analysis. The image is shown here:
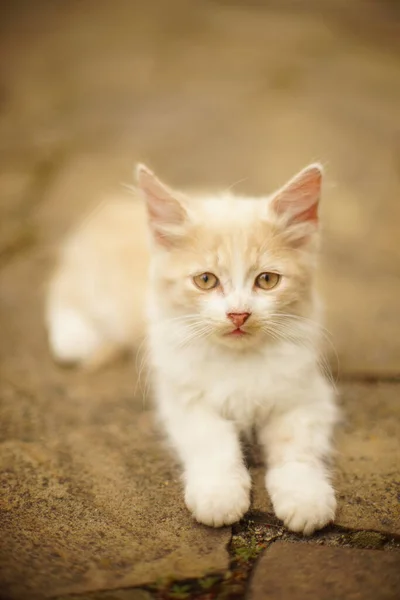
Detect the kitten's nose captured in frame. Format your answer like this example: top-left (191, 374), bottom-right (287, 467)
top-left (227, 312), bottom-right (251, 328)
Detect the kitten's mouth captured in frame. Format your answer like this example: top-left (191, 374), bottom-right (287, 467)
top-left (227, 328), bottom-right (247, 337)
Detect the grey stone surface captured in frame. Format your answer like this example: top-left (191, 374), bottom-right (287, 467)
top-left (249, 542), bottom-right (400, 600)
top-left (252, 383), bottom-right (400, 535)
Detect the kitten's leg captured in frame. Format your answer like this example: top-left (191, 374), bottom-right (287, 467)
top-left (159, 398), bottom-right (251, 527)
top-left (258, 375), bottom-right (338, 535)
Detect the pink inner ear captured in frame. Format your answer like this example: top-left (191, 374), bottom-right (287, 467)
top-left (136, 164), bottom-right (187, 247)
top-left (137, 164), bottom-right (173, 204)
top-left (272, 164), bottom-right (322, 225)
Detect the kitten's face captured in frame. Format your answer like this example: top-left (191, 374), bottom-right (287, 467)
top-left (138, 164), bottom-right (322, 351)
top-left (151, 208), bottom-right (314, 349)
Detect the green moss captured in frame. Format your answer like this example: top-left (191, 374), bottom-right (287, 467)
top-left (232, 536), bottom-right (264, 562)
top-left (168, 584), bottom-right (191, 599)
top-left (198, 576), bottom-right (220, 591)
top-left (348, 531), bottom-right (386, 549)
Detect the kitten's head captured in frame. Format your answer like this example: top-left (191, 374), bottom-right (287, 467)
top-left (137, 163), bottom-right (322, 350)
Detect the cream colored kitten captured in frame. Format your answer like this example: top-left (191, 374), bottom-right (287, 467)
top-left (46, 164), bottom-right (338, 534)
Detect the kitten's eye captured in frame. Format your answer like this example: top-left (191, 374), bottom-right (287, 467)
top-left (255, 272), bottom-right (281, 290)
top-left (193, 272), bottom-right (220, 291)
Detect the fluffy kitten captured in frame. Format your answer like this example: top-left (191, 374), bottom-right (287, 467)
top-left (46, 164), bottom-right (338, 534)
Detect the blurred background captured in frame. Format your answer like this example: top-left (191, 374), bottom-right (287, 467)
top-left (1, 0), bottom-right (399, 375)
top-left (1, 2), bottom-right (400, 597)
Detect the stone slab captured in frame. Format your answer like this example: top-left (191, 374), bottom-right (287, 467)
top-left (335, 383), bottom-right (400, 534)
top-left (249, 542), bottom-right (400, 600)
top-left (0, 254), bottom-right (230, 599)
top-left (252, 382), bottom-right (400, 535)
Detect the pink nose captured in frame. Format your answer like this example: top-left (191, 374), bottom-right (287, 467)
top-left (227, 312), bottom-right (251, 328)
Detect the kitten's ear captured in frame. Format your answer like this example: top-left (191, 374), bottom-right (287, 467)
top-left (136, 164), bottom-right (188, 247)
top-left (271, 163), bottom-right (322, 244)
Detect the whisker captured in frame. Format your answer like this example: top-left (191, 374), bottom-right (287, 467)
top-left (159, 314), bottom-right (206, 326)
top-left (266, 313), bottom-right (339, 381)
top-left (262, 319), bottom-right (338, 389)
top-left (222, 177), bottom-right (248, 194)
top-left (267, 312), bottom-right (334, 338)
top-left (173, 323), bottom-right (214, 349)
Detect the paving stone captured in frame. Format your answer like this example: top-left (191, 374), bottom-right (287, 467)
top-left (252, 382), bottom-right (400, 535)
top-left (249, 542), bottom-right (400, 600)
top-left (334, 383), bottom-right (400, 534)
top-left (0, 255), bottom-right (230, 599)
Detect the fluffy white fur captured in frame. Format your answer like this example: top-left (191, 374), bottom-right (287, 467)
top-left (46, 163), bottom-right (338, 535)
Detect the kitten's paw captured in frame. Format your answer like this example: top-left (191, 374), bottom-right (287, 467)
top-left (267, 463), bottom-right (336, 535)
top-left (46, 306), bottom-right (103, 365)
top-left (185, 470), bottom-right (251, 527)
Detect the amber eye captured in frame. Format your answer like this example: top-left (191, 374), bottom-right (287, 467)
top-left (193, 272), bottom-right (220, 291)
top-left (255, 272), bottom-right (281, 290)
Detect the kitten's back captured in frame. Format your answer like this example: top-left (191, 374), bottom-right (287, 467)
top-left (45, 193), bottom-right (149, 369)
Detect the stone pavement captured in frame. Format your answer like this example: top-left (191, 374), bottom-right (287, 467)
top-left (0, 1), bottom-right (399, 599)
top-left (249, 543), bottom-right (400, 600)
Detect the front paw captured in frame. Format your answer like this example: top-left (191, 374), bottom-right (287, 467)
top-left (185, 470), bottom-right (251, 527)
top-left (267, 463), bottom-right (336, 535)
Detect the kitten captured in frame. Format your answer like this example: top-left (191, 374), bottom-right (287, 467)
top-left (46, 163), bottom-right (338, 534)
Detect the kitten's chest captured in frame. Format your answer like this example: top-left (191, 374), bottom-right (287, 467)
top-left (197, 352), bottom-right (287, 419)
top-left (159, 342), bottom-right (308, 424)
